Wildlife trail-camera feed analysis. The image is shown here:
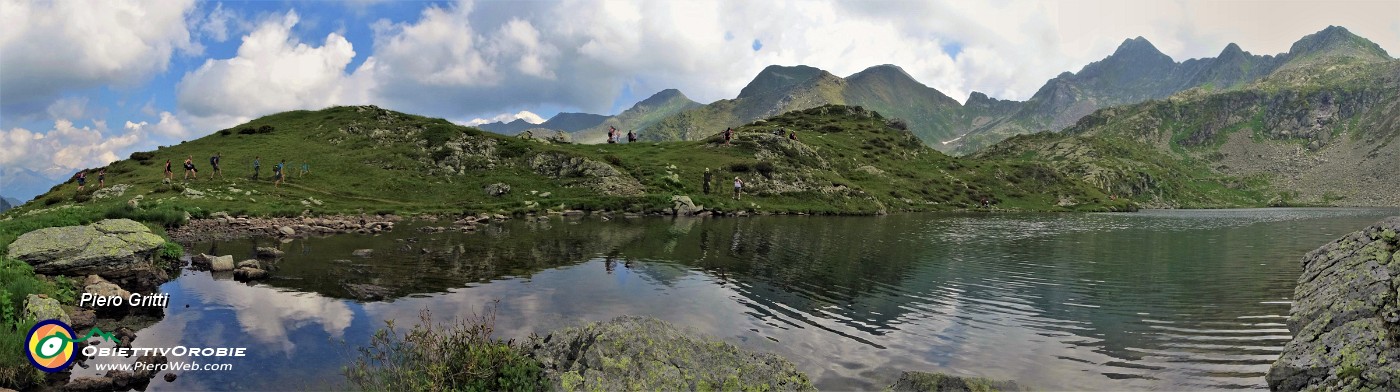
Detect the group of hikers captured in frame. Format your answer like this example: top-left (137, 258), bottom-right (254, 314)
top-left (72, 168), bottom-right (106, 191)
top-left (701, 167), bottom-right (745, 200)
top-left (151, 153), bottom-right (307, 189)
top-left (606, 126), bottom-right (638, 144)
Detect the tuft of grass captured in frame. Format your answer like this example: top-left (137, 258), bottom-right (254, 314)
top-left (345, 302), bottom-right (544, 392)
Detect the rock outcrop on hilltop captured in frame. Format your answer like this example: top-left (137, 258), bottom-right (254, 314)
top-left (1268, 217), bottom-right (1400, 391)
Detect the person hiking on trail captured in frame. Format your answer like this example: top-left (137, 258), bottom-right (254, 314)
top-left (97, 168), bottom-right (106, 188)
top-left (608, 126), bottom-right (618, 144)
top-left (183, 155), bottom-right (198, 181)
top-left (252, 156), bottom-right (261, 180)
top-left (300, 162), bottom-right (310, 177)
top-left (627, 130), bottom-right (637, 143)
top-left (164, 159), bottom-right (173, 180)
top-left (273, 159), bottom-right (285, 187)
top-left (75, 170), bottom-right (86, 191)
top-left (703, 168), bottom-right (713, 194)
top-left (788, 130), bottom-right (797, 141)
top-left (981, 197), bottom-right (990, 208)
top-left (733, 177), bottom-right (744, 200)
top-left (209, 153), bottom-right (223, 179)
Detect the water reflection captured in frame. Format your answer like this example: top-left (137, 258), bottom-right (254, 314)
top-left (81, 208), bottom-right (1400, 391)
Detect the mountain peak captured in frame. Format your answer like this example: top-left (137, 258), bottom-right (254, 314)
top-left (1286, 25), bottom-right (1390, 61)
top-left (1220, 42), bottom-right (1244, 57)
top-left (1113, 36), bottom-right (1167, 58)
top-left (848, 64), bottom-right (917, 81)
top-left (636, 89), bottom-right (690, 107)
top-left (738, 65), bottom-right (826, 99)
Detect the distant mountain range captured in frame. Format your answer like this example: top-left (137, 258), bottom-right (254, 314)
top-left (499, 26), bottom-right (1393, 159)
top-left (1, 167), bottom-right (60, 204)
top-left (977, 26), bottom-right (1399, 207)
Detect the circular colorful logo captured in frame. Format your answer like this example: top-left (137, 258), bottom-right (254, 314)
top-left (26, 319), bottom-right (77, 373)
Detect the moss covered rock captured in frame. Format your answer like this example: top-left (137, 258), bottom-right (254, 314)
top-left (526, 316), bottom-right (814, 391)
top-left (1268, 216), bottom-right (1400, 391)
top-left (6, 219), bottom-right (167, 291)
top-left (889, 371), bottom-right (1028, 392)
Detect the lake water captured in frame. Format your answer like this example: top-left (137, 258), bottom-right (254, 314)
top-left (78, 208), bottom-right (1400, 390)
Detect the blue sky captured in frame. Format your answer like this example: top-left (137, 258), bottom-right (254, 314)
top-left (2, 0), bottom-right (1398, 201)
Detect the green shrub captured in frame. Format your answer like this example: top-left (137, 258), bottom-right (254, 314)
top-left (130, 151), bottom-right (156, 161)
top-left (423, 124), bottom-right (463, 147)
top-left (44, 196), bottom-right (61, 206)
top-left (497, 142), bottom-right (529, 159)
top-left (237, 127), bottom-right (256, 135)
top-left (219, 129), bottom-right (231, 136)
top-left (345, 303), bottom-right (544, 392)
top-left (431, 148), bottom-right (453, 162)
top-left (72, 193), bottom-right (91, 203)
top-left (754, 161), bottom-right (775, 179)
top-left (729, 163), bottom-right (751, 173)
top-left (257, 125), bottom-right (275, 134)
top-left (0, 257), bottom-right (51, 389)
top-left (605, 155), bottom-right (624, 167)
top-left (102, 205), bottom-right (188, 228)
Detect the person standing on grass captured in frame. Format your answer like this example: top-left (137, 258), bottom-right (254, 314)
top-left (300, 162), bottom-right (310, 177)
top-left (703, 168), bottom-right (713, 194)
top-left (183, 155), bottom-right (197, 181)
top-left (627, 130), bottom-right (637, 143)
top-left (252, 156), bottom-right (261, 180)
top-left (273, 159), bottom-right (285, 188)
top-left (75, 170), bottom-right (87, 192)
top-left (97, 168), bottom-right (106, 188)
top-left (723, 128), bottom-right (733, 146)
top-left (210, 152), bottom-right (223, 179)
top-left (164, 159), bottom-right (173, 181)
top-left (733, 177), bottom-right (744, 200)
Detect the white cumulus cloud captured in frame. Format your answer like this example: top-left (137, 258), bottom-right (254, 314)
top-left (464, 110), bottom-right (547, 126)
top-left (176, 10), bottom-right (362, 131)
top-left (0, 0), bottom-right (197, 116)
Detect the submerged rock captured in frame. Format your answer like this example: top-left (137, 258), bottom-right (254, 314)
top-left (1268, 217), bottom-right (1400, 391)
top-left (255, 247), bottom-right (284, 258)
top-left (527, 316), bottom-right (814, 391)
top-left (889, 371), bottom-right (1029, 391)
top-left (233, 267), bottom-right (269, 281)
top-left (6, 219), bottom-right (165, 280)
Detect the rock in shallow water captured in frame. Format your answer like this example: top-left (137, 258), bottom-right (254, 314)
top-left (526, 316), bottom-right (814, 391)
top-left (1268, 216), bottom-right (1400, 391)
top-left (889, 371), bottom-right (1029, 391)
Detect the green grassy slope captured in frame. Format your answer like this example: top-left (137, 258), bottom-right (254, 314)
top-left (4, 105), bottom-right (1134, 228)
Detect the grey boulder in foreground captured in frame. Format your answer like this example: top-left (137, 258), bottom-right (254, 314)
top-left (1269, 217), bottom-right (1400, 391)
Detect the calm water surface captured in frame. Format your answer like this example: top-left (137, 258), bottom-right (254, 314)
top-left (80, 208), bottom-right (1400, 390)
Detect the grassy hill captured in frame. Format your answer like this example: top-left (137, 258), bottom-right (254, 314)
top-left (571, 89), bottom-right (701, 144)
top-left (2, 105), bottom-right (1137, 237)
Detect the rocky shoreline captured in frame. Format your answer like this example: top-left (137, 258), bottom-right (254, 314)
top-left (1268, 216), bottom-right (1400, 391)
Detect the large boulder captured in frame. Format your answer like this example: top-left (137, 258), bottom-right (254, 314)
top-left (1268, 217), bottom-right (1400, 391)
top-left (671, 195), bottom-right (702, 216)
top-left (24, 294), bottom-right (70, 324)
top-left (209, 255), bottom-right (235, 272)
top-left (527, 316), bottom-right (814, 391)
top-left (889, 371), bottom-right (1029, 392)
top-left (6, 219), bottom-right (166, 281)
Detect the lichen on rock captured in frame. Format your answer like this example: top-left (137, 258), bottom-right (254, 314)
top-left (526, 316), bottom-right (815, 391)
top-left (6, 219), bottom-right (165, 281)
top-left (1268, 216), bottom-right (1400, 391)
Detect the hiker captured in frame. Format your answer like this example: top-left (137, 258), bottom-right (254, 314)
top-left (627, 130), bottom-right (637, 143)
top-left (788, 130), bottom-right (797, 141)
top-left (700, 166), bottom-right (711, 194)
top-left (733, 177), bottom-right (744, 200)
top-left (252, 156), bottom-right (261, 180)
top-left (981, 197), bottom-right (990, 208)
top-left (273, 159), bottom-right (285, 187)
top-left (773, 128), bottom-right (783, 136)
top-left (75, 170), bottom-right (86, 191)
top-left (723, 128), bottom-right (733, 145)
top-left (209, 152), bottom-right (223, 179)
top-left (164, 159), bottom-right (173, 180)
top-left (608, 126), bottom-right (618, 144)
top-left (183, 155), bottom-right (197, 181)
top-left (97, 168), bottom-right (106, 188)
top-left (300, 162), bottom-right (310, 177)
